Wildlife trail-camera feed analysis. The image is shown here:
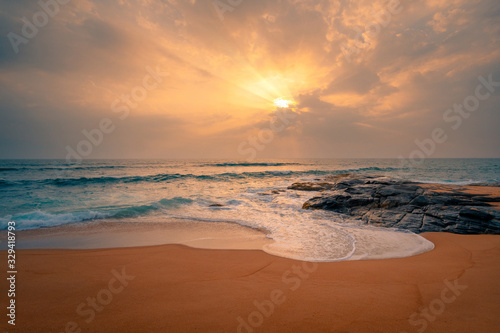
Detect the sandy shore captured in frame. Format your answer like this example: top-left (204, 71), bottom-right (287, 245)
top-left (9, 219), bottom-right (273, 250)
top-left (1, 233), bottom-right (499, 332)
top-left (1, 184), bottom-right (499, 332)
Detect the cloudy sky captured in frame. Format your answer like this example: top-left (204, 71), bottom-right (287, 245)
top-left (1, 0), bottom-right (499, 159)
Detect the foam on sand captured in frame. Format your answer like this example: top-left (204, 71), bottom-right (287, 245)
top-left (9, 217), bottom-right (434, 262)
top-left (262, 223), bottom-right (434, 262)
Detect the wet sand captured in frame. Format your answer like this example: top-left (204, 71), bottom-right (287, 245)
top-left (0, 232), bottom-right (499, 332)
top-left (10, 219), bottom-right (272, 250)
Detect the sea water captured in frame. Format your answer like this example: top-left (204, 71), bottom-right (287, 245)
top-left (0, 158), bottom-right (498, 261)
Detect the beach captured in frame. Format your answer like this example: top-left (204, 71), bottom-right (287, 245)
top-left (2, 0), bottom-right (499, 330)
top-left (1, 162), bottom-right (499, 332)
top-left (0, 0), bottom-right (500, 326)
top-left (1, 184), bottom-right (499, 332)
top-left (2, 233), bottom-right (500, 332)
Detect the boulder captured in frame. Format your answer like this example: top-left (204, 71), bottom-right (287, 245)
top-left (291, 173), bottom-right (500, 235)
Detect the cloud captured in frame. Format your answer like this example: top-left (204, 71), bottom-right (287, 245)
top-left (0, 0), bottom-right (499, 159)
top-left (79, 18), bottom-right (124, 48)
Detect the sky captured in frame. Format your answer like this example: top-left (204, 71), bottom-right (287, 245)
top-left (0, 0), bottom-right (499, 160)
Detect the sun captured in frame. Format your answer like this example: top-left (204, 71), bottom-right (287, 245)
top-left (273, 97), bottom-right (294, 108)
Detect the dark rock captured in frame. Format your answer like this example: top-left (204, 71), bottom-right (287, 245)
top-left (302, 192), bottom-right (353, 212)
top-left (401, 205), bottom-right (419, 213)
top-left (288, 182), bottom-right (334, 191)
top-left (346, 195), bottom-right (375, 207)
top-left (259, 189), bottom-right (286, 196)
top-left (474, 196), bottom-right (500, 203)
top-left (459, 208), bottom-right (494, 221)
top-left (292, 173), bottom-right (500, 235)
top-left (376, 185), bottom-right (419, 197)
top-left (444, 196), bottom-right (489, 206)
top-left (397, 213), bottom-right (423, 231)
top-left (421, 215), bottom-right (445, 232)
top-left (379, 193), bottom-right (415, 207)
top-left (410, 195), bottom-right (432, 206)
top-left (335, 178), bottom-right (365, 188)
top-left (424, 206), bottom-right (460, 224)
top-left (361, 210), bottom-right (405, 228)
top-left (484, 220), bottom-right (500, 233)
top-left (345, 186), bottom-right (373, 195)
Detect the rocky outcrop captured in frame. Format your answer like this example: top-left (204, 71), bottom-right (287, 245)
top-left (287, 182), bottom-right (334, 191)
top-left (290, 174), bottom-right (500, 234)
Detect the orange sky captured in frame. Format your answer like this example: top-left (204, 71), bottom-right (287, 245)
top-left (0, 0), bottom-right (499, 159)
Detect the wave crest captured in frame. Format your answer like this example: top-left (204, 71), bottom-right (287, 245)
top-left (4, 167), bottom-right (404, 188)
top-left (0, 197), bottom-right (193, 230)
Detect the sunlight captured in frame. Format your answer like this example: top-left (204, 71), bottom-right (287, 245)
top-left (273, 97), bottom-right (294, 108)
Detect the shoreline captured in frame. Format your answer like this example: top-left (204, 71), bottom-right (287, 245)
top-left (2, 232), bottom-right (499, 332)
top-left (3, 181), bottom-right (498, 259)
top-left (3, 219), bottom-right (273, 251)
top-left (1, 181), bottom-right (499, 331)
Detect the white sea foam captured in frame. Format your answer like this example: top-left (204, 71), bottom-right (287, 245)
top-left (8, 158), bottom-right (495, 261)
top-left (338, 226), bottom-right (434, 260)
top-left (0, 210), bottom-right (111, 230)
top-left (259, 220), bottom-right (434, 262)
top-left (163, 189), bottom-right (436, 262)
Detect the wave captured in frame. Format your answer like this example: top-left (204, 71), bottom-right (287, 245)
top-left (0, 165), bottom-right (127, 172)
top-left (0, 168), bottom-right (19, 171)
top-left (206, 162), bottom-right (301, 167)
top-left (411, 179), bottom-right (479, 186)
top-left (0, 167), bottom-right (406, 188)
top-left (0, 179), bottom-right (12, 186)
top-left (0, 210), bottom-right (111, 230)
top-left (0, 197), bottom-right (194, 230)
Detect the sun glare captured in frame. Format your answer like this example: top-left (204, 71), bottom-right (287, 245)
top-left (274, 97), bottom-right (293, 108)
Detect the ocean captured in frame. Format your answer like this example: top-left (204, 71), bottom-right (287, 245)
top-left (1, 158), bottom-right (499, 261)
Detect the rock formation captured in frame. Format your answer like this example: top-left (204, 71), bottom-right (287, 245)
top-left (290, 174), bottom-right (500, 234)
